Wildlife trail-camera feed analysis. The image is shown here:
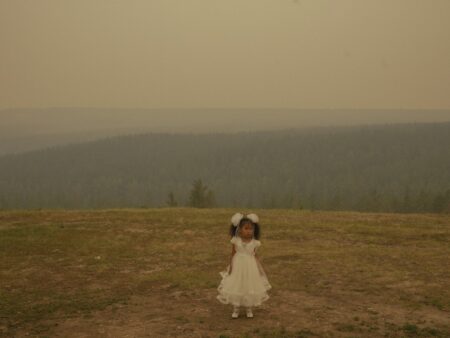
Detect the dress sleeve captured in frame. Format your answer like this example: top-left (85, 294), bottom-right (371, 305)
top-left (230, 237), bottom-right (238, 244)
top-left (254, 240), bottom-right (261, 248)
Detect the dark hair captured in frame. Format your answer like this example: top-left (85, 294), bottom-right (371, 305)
top-left (229, 216), bottom-right (261, 240)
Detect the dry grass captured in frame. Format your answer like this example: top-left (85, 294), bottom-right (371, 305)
top-left (0, 208), bottom-right (449, 337)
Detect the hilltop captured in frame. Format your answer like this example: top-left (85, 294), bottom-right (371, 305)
top-left (1, 208), bottom-right (449, 337)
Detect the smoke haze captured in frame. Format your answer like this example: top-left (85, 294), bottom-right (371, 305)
top-left (1, 1), bottom-right (449, 110)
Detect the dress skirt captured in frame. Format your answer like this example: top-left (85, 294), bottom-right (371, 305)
top-left (217, 252), bottom-right (272, 307)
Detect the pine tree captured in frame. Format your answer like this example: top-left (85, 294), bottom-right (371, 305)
top-left (188, 179), bottom-right (215, 208)
top-left (166, 191), bottom-right (178, 207)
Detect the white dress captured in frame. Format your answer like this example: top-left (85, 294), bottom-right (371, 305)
top-left (216, 236), bottom-right (272, 307)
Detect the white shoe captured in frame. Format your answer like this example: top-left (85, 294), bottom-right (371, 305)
top-left (246, 308), bottom-right (253, 318)
top-left (231, 307), bottom-right (240, 319)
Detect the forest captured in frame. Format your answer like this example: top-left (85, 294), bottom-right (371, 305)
top-left (0, 122), bottom-right (449, 213)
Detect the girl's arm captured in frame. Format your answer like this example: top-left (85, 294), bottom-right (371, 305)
top-left (229, 244), bottom-right (236, 273)
top-left (254, 249), bottom-right (261, 263)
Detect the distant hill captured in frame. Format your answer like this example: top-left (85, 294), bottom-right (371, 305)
top-left (0, 122), bottom-right (449, 212)
top-left (1, 107), bottom-right (449, 155)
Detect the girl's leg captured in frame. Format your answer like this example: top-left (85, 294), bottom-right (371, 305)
top-left (231, 305), bottom-right (240, 318)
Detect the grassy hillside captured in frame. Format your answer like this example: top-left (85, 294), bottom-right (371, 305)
top-left (1, 208), bottom-right (449, 337)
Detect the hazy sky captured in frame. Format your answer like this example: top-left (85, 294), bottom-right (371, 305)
top-left (1, 0), bottom-right (449, 110)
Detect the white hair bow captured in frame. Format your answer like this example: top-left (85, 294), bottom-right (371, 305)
top-left (230, 212), bottom-right (259, 227)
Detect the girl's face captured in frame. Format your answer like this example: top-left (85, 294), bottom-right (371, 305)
top-left (240, 222), bottom-right (254, 239)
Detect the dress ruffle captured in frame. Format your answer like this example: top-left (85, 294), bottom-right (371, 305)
top-left (217, 286), bottom-right (270, 307)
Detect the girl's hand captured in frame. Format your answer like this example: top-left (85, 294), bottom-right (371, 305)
top-left (229, 243), bottom-right (236, 274)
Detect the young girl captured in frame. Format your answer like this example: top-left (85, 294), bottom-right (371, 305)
top-left (217, 212), bottom-right (272, 318)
